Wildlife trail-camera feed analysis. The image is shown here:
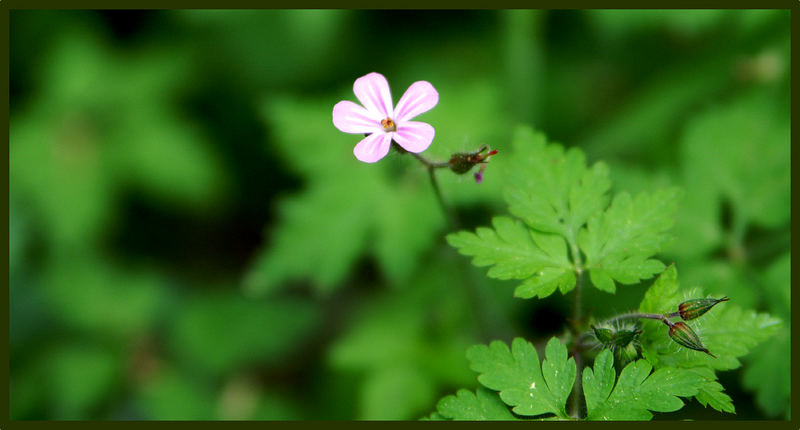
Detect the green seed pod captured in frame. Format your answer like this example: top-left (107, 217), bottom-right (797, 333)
top-left (592, 325), bottom-right (614, 344)
top-left (678, 296), bottom-right (729, 320)
top-left (669, 322), bottom-right (716, 357)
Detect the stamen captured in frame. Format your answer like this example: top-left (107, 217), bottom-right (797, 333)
top-left (381, 118), bottom-right (396, 132)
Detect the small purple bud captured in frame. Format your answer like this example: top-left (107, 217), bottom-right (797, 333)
top-left (474, 170), bottom-right (484, 183)
top-left (678, 296), bottom-right (729, 321)
top-left (669, 322), bottom-right (716, 357)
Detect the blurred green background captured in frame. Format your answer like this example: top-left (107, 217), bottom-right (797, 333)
top-left (9, 10), bottom-right (790, 420)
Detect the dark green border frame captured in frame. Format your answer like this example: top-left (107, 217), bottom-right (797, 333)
top-left (1, 2), bottom-right (796, 427)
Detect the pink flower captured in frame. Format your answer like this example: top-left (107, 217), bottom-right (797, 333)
top-left (333, 72), bottom-right (439, 163)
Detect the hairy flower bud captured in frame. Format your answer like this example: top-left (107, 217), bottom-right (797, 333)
top-left (592, 325), bottom-right (614, 344)
top-left (678, 296), bottom-right (729, 321)
top-left (613, 327), bottom-right (642, 349)
top-left (668, 322), bottom-right (715, 357)
top-left (448, 145), bottom-right (498, 178)
top-left (617, 342), bottom-right (641, 363)
top-left (592, 323), bottom-right (642, 359)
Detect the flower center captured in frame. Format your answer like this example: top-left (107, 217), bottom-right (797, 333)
top-left (381, 118), bottom-right (396, 132)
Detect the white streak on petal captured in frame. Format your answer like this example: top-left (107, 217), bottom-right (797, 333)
top-left (353, 72), bottom-right (394, 119)
top-left (333, 101), bottom-right (382, 134)
top-left (394, 81), bottom-right (439, 123)
top-left (392, 121), bottom-right (434, 153)
top-left (353, 132), bottom-right (392, 163)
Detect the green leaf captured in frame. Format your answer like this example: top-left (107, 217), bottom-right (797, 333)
top-left (690, 367), bottom-right (735, 413)
top-left (579, 187), bottom-right (681, 292)
top-left (447, 217), bottom-right (575, 299)
top-left (502, 127), bottom-right (611, 238)
top-left (448, 126), bottom-right (679, 297)
top-left (638, 266), bottom-right (781, 371)
top-left (435, 388), bottom-right (517, 420)
top-left (583, 349), bottom-right (704, 420)
top-left (466, 337), bottom-right (574, 419)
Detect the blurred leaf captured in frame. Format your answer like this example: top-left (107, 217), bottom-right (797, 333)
top-left (250, 392), bottom-right (304, 420)
top-left (328, 257), bottom-right (486, 419)
top-left (360, 366), bottom-right (435, 420)
top-left (246, 96), bottom-right (440, 295)
top-left (435, 388), bottom-right (517, 420)
top-left (587, 10), bottom-right (728, 41)
top-left (10, 107), bottom-right (115, 248)
top-left (673, 91), bottom-right (789, 259)
top-left (742, 253), bottom-right (791, 418)
top-left (136, 366), bottom-right (216, 420)
top-left (247, 78), bottom-right (509, 295)
top-left (758, 252), bottom-right (790, 319)
top-left (46, 343), bottom-right (119, 419)
top-left (501, 10), bottom-right (544, 125)
top-left (677, 260), bottom-right (756, 310)
top-left (9, 200), bottom-right (31, 276)
top-left (41, 254), bottom-right (165, 338)
top-left (742, 327), bottom-right (790, 418)
top-left (583, 348), bottom-right (703, 420)
top-left (10, 28), bottom-right (226, 250)
top-left (178, 10), bottom-right (353, 88)
top-left (169, 292), bottom-right (319, 375)
top-left (467, 337), bottom-right (575, 419)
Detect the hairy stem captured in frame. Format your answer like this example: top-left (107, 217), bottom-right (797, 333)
top-left (426, 167), bottom-right (459, 229)
top-left (396, 143), bottom-right (458, 228)
top-left (407, 150), bottom-right (451, 169)
top-left (602, 312), bottom-right (674, 327)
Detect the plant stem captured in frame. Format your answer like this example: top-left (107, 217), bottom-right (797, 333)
top-left (569, 267), bottom-right (584, 420)
top-left (397, 143), bottom-right (458, 228)
top-left (407, 150), bottom-right (451, 169)
top-left (602, 312), bottom-right (674, 327)
top-left (567, 228), bottom-right (584, 419)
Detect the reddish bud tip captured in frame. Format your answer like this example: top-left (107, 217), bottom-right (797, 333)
top-left (487, 150), bottom-right (498, 157)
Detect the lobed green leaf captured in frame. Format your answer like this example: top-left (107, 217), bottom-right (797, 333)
top-left (466, 337), bottom-right (575, 418)
top-left (583, 349), bottom-right (704, 420)
top-left (579, 188), bottom-right (681, 293)
top-left (446, 217), bottom-right (575, 299)
top-left (435, 388), bottom-right (517, 420)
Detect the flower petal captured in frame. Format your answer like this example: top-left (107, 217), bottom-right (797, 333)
top-left (393, 81), bottom-right (439, 123)
top-left (393, 121), bottom-right (434, 153)
top-left (333, 100), bottom-right (381, 134)
top-left (353, 132), bottom-right (392, 163)
top-left (353, 72), bottom-right (394, 119)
